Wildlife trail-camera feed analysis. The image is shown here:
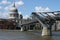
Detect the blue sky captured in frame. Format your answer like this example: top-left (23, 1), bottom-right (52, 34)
top-left (0, 0), bottom-right (60, 19)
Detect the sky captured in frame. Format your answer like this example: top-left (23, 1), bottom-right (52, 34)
top-left (0, 0), bottom-right (60, 19)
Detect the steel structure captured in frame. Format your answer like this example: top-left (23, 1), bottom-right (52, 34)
top-left (32, 11), bottom-right (60, 36)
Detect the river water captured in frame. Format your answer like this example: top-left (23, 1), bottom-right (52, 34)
top-left (0, 30), bottom-right (60, 40)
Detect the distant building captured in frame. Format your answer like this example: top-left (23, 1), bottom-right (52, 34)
top-left (0, 3), bottom-right (19, 29)
top-left (0, 19), bottom-right (16, 29)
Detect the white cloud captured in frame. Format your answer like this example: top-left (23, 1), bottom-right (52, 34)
top-left (0, 12), bottom-right (9, 18)
top-left (23, 15), bottom-right (29, 19)
top-left (4, 6), bottom-right (9, 10)
top-left (4, 0), bottom-right (24, 10)
top-left (45, 7), bottom-right (51, 11)
top-left (0, 0), bottom-right (24, 6)
top-left (4, 5), bottom-right (11, 11)
top-left (19, 12), bottom-right (22, 14)
top-left (35, 6), bottom-right (56, 16)
top-left (35, 6), bottom-right (51, 12)
top-left (0, 6), bottom-right (2, 10)
top-left (15, 1), bottom-right (24, 7)
top-left (0, 0), bottom-right (11, 4)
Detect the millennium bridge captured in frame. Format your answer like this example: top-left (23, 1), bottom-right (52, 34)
top-left (20, 11), bottom-right (60, 36)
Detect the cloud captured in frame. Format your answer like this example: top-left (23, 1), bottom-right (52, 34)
top-left (45, 7), bottom-right (51, 11)
top-left (35, 6), bottom-right (56, 16)
top-left (4, 6), bottom-right (9, 10)
top-left (0, 12), bottom-right (9, 18)
top-left (35, 6), bottom-right (51, 12)
top-left (23, 15), bottom-right (29, 19)
top-left (19, 12), bottom-right (22, 14)
top-left (0, 0), bottom-right (24, 6)
top-left (15, 1), bottom-right (24, 7)
top-left (4, 0), bottom-right (24, 10)
top-left (0, 0), bottom-right (11, 4)
top-left (4, 5), bottom-right (11, 11)
top-left (0, 6), bottom-right (2, 10)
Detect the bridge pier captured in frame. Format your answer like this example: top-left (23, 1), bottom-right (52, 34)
top-left (42, 26), bottom-right (52, 36)
top-left (21, 27), bottom-right (24, 31)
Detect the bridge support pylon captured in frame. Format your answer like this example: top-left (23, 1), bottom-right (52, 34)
top-left (42, 27), bottom-right (52, 36)
top-left (21, 27), bottom-right (24, 31)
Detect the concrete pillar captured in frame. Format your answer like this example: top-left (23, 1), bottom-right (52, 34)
top-left (21, 27), bottom-right (24, 31)
top-left (42, 27), bottom-right (51, 36)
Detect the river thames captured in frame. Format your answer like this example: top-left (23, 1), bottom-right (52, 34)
top-left (0, 30), bottom-right (60, 40)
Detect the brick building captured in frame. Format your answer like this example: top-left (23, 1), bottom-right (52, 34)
top-left (0, 19), bottom-right (16, 29)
